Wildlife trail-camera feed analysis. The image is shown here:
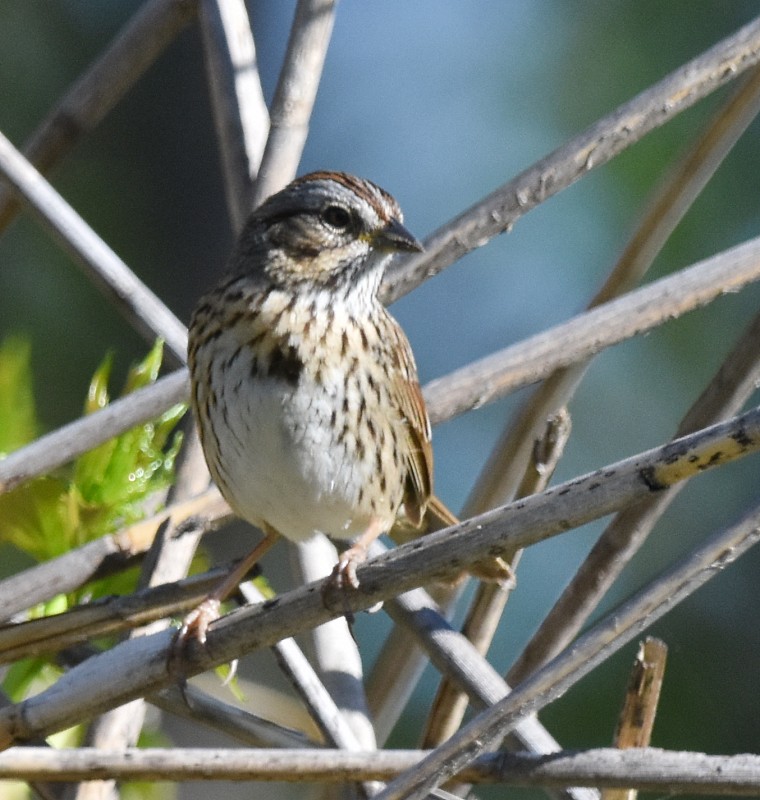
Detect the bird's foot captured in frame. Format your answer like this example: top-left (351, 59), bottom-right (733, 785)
top-left (167, 597), bottom-right (221, 676)
top-left (470, 556), bottom-right (517, 588)
top-left (328, 543), bottom-right (367, 591)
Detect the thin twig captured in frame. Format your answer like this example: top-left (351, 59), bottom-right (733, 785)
top-left (3, 747), bottom-right (760, 793)
top-left (240, 581), bottom-right (380, 797)
top-left (0, 407), bottom-right (758, 747)
top-left (0, 129), bottom-right (188, 366)
top-left (373, 498), bottom-right (760, 800)
top-left (150, 683), bottom-right (318, 749)
top-left (251, 0), bottom-right (338, 206)
top-left (602, 638), bottom-right (668, 800)
top-left (0, 0), bottom-right (197, 235)
top-left (424, 232), bottom-right (760, 426)
top-left (610, 639), bottom-right (668, 750)
top-left (199, 0), bottom-right (269, 229)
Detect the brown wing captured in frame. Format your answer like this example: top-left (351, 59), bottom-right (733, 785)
top-left (386, 313), bottom-right (433, 527)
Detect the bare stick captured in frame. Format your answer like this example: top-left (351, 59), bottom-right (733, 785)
top-left (9, 746), bottom-right (760, 793)
top-left (424, 232), bottom-right (760, 426)
top-left (239, 582), bottom-right (381, 797)
top-left (611, 639), bottom-right (668, 750)
top-left (602, 638), bottom-right (668, 800)
top-left (199, 0), bottom-right (269, 229)
top-left (250, 0), bottom-right (337, 205)
top-left (381, 14), bottom-right (760, 304)
top-left (4, 747), bottom-right (760, 793)
top-left (150, 683), bottom-right (318, 749)
top-left (0, 0), bottom-right (196, 235)
top-left (0, 130), bottom-right (188, 365)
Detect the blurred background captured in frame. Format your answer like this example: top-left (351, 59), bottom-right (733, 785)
top-left (1, 2), bottom-right (760, 798)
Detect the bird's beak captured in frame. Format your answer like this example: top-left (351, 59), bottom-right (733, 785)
top-left (374, 218), bottom-right (424, 253)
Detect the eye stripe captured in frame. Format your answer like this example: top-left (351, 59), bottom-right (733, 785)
top-left (291, 171), bottom-right (401, 225)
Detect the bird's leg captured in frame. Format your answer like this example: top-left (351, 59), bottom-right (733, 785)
top-left (330, 517), bottom-right (386, 590)
top-left (173, 527), bottom-right (280, 653)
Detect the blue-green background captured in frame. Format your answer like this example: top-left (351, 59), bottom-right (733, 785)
top-left (2, 3), bottom-right (760, 799)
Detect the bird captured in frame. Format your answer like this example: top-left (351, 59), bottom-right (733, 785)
top-left (181, 171), bottom-right (510, 644)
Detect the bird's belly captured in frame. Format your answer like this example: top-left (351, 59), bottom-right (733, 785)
top-left (203, 360), bottom-right (395, 543)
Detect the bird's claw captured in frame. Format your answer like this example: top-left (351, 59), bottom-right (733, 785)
top-left (329, 546), bottom-right (366, 591)
top-left (167, 597), bottom-right (221, 678)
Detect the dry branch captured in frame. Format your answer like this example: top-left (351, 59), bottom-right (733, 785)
top-left (0, 129), bottom-right (188, 365)
top-left (603, 638), bottom-right (668, 800)
top-left (1, 746), bottom-right (760, 794)
top-left (199, 0), bottom-right (269, 228)
top-left (251, 0), bottom-right (337, 205)
top-left (150, 683), bottom-right (317, 749)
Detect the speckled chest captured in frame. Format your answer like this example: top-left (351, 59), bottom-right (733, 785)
top-left (190, 287), bottom-right (409, 542)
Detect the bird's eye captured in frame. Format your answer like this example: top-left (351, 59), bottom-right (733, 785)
top-left (322, 205), bottom-right (352, 230)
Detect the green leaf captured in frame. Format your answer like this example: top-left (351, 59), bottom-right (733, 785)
top-left (0, 337), bottom-right (187, 565)
top-left (0, 476), bottom-right (71, 559)
top-left (0, 337), bottom-right (39, 455)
